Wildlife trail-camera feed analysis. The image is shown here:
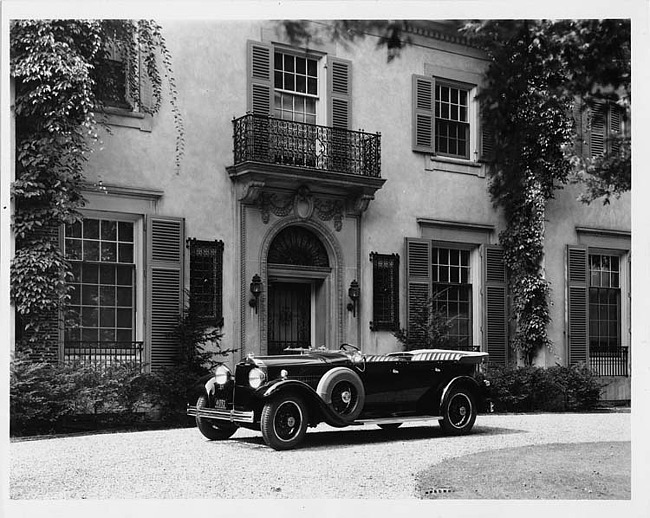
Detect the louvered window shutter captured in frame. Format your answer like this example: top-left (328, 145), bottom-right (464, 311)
top-left (609, 103), bottom-right (622, 154)
top-left (412, 75), bottom-right (435, 153)
top-left (589, 100), bottom-right (607, 157)
top-left (247, 40), bottom-right (273, 115)
top-left (573, 98), bottom-right (588, 157)
top-left (479, 104), bottom-right (495, 162)
top-left (139, 51), bottom-right (155, 114)
top-left (327, 57), bottom-right (352, 129)
top-left (146, 216), bottom-right (185, 370)
top-left (483, 245), bottom-right (508, 365)
top-left (567, 245), bottom-right (589, 366)
top-left (406, 238), bottom-right (432, 345)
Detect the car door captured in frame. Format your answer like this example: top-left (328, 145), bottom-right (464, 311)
top-left (361, 357), bottom-right (421, 416)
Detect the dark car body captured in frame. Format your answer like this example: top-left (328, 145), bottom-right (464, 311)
top-left (187, 345), bottom-right (489, 450)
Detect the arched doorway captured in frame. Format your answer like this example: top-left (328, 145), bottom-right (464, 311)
top-left (266, 226), bottom-right (331, 354)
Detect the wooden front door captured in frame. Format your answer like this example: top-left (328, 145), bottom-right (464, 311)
top-left (268, 282), bottom-right (311, 354)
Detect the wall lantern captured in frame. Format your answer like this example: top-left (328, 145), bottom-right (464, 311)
top-left (249, 274), bottom-right (263, 313)
top-left (347, 280), bottom-right (360, 317)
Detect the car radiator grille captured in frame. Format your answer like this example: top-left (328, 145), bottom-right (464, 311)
top-left (235, 365), bottom-right (254, 385)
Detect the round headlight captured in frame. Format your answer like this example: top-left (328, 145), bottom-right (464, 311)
top-left (215, 364), bottom-right (231, 386)
top-left (248, 367), bottom-right (266, 389)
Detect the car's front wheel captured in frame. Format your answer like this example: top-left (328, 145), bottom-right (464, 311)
top-left (439, 387), bottom-right (477, 435)
top-left (195, 395), bottom-right (238, 440)
top-left (261, 394), bottom-right (309, 450)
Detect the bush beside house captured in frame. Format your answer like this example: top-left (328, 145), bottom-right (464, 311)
top-left (11, 357), bottom-right (605, 437)
top-left (478, 364), bottom-right (603, 413)
top-left (10, 296), bottom-right (234, 437)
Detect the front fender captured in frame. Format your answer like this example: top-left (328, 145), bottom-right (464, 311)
top-left (204, 376), bottom-right (218, 397)
top-left (256, 379), bottom-right (351, 428)
top-left (190, 373), bottom-right (216, 401)
top-left (259, 378), bottom-right (317, 399)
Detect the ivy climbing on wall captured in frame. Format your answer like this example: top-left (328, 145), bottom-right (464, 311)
top-left (10, 19), bottom-right (183, 349)
top-left (463, 19), bottom-right (630, 364)
top-left (464, 21), bottom-right (577, 365)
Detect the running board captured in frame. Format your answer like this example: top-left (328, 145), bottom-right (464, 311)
top-left (351, 415), bottom-right (442, 426)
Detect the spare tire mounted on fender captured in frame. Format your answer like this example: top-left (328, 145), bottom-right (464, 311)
top-left (316, 367), bottom-right (365, 422)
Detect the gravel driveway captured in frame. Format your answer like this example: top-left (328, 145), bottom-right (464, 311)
top-left (10, 411), bottom-right (630, 499)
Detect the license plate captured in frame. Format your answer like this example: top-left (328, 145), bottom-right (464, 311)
top-left (214, 399), bottom-right (227, 410)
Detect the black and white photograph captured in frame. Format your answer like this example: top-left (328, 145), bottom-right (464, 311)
top-left (1, 0), bottom-right (647, 516)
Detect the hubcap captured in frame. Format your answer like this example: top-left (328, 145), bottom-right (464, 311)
top-left (331, 381), bottom-right (356, 415)
top-left (274, 401), bottom-right (303, 442)
top-left (449, 393), bottom-right (472, 428)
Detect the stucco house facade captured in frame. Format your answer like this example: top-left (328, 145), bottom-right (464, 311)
top-left (10, 20), bottom-right (631, 402)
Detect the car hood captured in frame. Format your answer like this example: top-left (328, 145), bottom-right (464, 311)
top-left (241, 351), bottom-right (351, 369)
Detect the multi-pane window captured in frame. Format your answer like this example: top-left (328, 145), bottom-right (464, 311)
top-left (64, 218), bottom-right (135, 346)
top-left (432, 247), bottom-right (472, 349)
top-left (92, 25), bottom-right (133, 111)
top-left (370, 253), bottom-right (400, 332)
top-left (274, 51), bottom-right (318, 123)
top-left (435, 83), bottom-right (470, 159)
top-left (188, 239), bottom-right (224, 325)
top-left (589, 253), bottom-right (621, 354)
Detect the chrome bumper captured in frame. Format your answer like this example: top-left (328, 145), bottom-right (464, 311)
top-left (187, 405), bottom-right (255, 424)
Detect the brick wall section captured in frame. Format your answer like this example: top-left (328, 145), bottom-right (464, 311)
top-left (15, 222), bottom-right (62, 364)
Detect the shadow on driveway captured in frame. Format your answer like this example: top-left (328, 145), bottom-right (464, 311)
top-left (228, 423), bottom-right (526, 450)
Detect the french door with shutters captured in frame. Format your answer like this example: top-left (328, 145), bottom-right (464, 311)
top-left (267, 282), bottom-right (312, 354)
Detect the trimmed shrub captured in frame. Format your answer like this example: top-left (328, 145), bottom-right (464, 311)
top-left (143, 295), bottom-right (237, 424)
top-left (477, 364), bottom-right (603, 413)
top-left (394, 293), bottom-right (455, 350)
top-left (10, 291), bottom-right (236, 436)
top-left (10, 349), bottom-right (153, 436)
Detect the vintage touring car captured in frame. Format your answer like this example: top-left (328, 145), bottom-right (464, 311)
top-left (187, 344), bottom-right (490, 450)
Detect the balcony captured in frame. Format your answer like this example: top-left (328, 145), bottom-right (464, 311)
top-left (227, 114), bottom-right (385, 202)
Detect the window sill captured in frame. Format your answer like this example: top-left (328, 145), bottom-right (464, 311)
top-left (95, 107), bottom-right (152, 132)
top-left (425, 155), bottom-right (485, 177)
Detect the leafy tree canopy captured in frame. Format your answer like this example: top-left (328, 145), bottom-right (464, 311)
top-left (281, 19), bottom-right (631, 204)
top-left (462, 19), bottom-right (630, 205)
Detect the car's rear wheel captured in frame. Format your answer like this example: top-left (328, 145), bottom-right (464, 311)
top-left (439, 387), bottom-right (477, 435)
top-left (195, 395), bottom-right (238, 440)
top-left (261, 394), bottom-right (309, 450)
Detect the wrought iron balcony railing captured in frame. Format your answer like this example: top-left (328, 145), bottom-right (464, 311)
top-left (232, 113), bottom-right (381, 178)
top-left (63, 341), bottom-right (144, 369)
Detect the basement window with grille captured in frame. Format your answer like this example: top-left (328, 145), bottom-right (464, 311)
top-left (370, 252), bottom-right (400, 332)
top-left (187, 238), bottom-right (224, 326)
